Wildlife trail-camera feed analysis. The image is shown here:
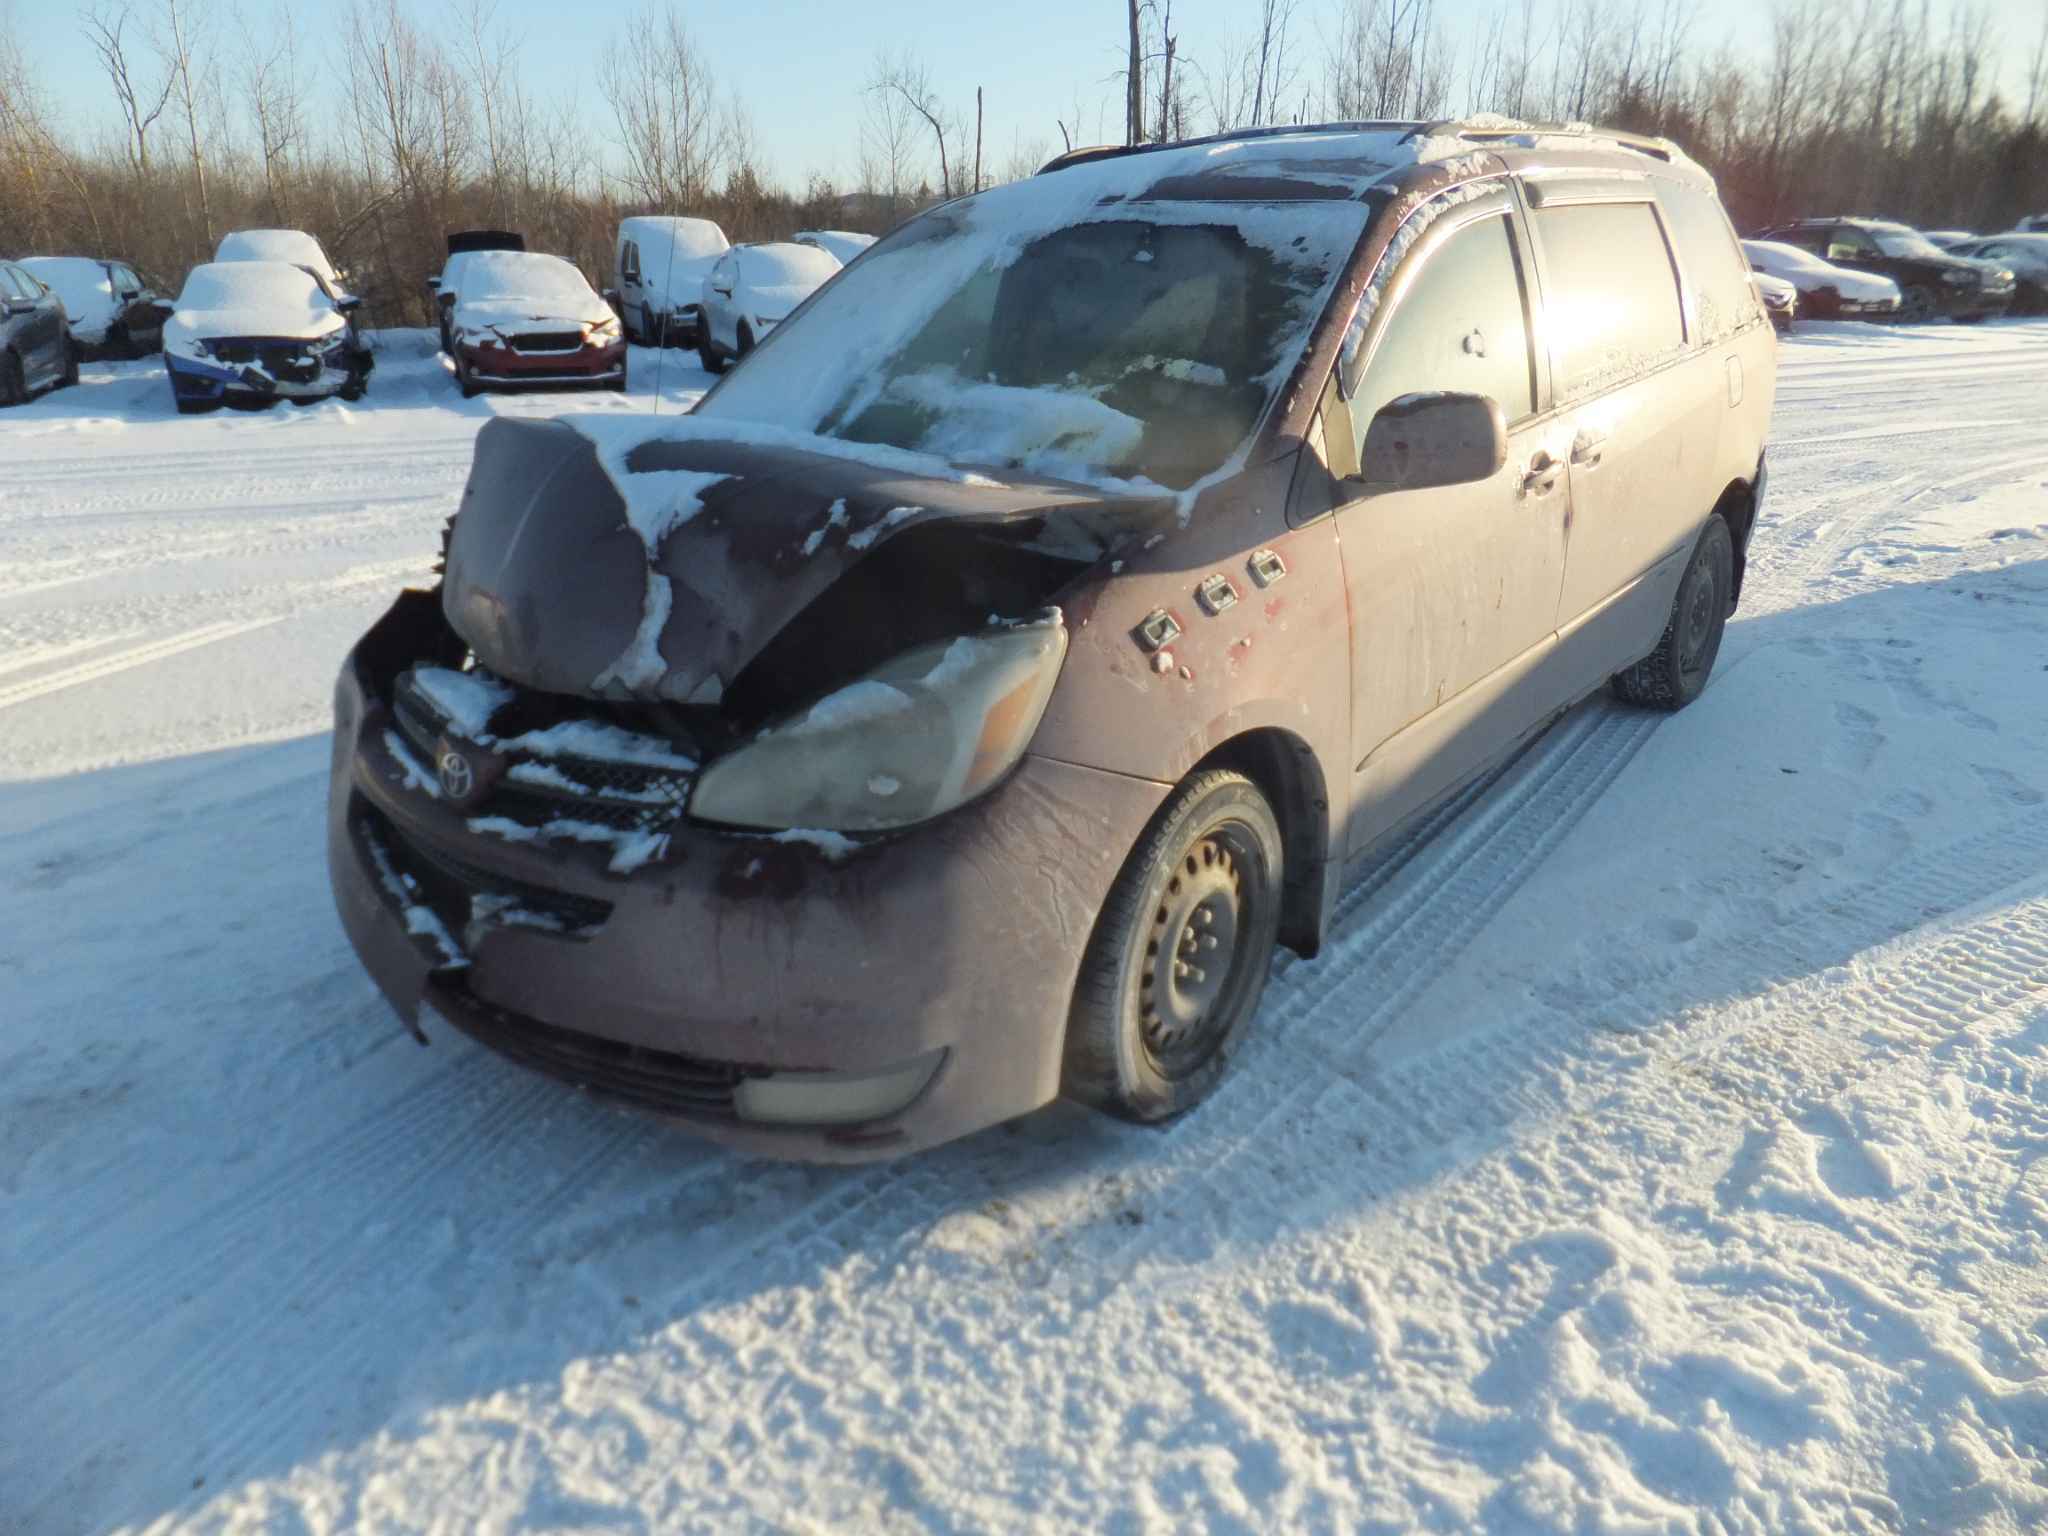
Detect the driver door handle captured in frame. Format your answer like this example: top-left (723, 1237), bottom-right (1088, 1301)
top-left (1571, 430), bottom-right (1607, 469)
top-left (1520, 451), bottom-right (1562, 499)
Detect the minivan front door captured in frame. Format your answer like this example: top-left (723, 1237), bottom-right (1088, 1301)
top-left (1324, 201), bottom-right (1572, 855)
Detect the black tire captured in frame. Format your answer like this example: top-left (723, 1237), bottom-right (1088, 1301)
top-left (339, 370), bottom-right (367, 402)
top-left (1063, 770), bottom-right (1285, 1123)
top-left (175, 395), bottom-right (217, 415)
top-left (0, 349), bottom-right (23, 407)
top-left (1900, 285), bottom-right (1936, 323)
top-left (61, 340), bottom-right (79, 388)
top-left (1611, 514), bottom-right (1734, 711)
top-left (1954, 313), bottom-right (1987, 325)
top-left (697, 332), bottom-right (726, 375)
top-left (455, 353), bottom-right (481, 398)
top-left (736, 322), bottom-right (755, 360)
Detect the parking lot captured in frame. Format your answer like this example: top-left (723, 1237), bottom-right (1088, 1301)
top-left (6, 319), bottom-right (2048, 1531)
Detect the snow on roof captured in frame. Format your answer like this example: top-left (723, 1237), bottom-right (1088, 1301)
top-left (215, 229), bottom-right (337, 283)
top-left (736, 243), bottom-right (842, 286)
top-left (619, 216), bottom-right (729, 264)
top-left (167, 261), bottom-right (346, 343)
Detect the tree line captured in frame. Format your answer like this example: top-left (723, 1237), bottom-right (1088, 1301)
top-left (4, 0), bottom-right (2045, 325)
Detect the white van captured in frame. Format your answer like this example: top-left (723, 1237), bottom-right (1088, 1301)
top-left (614, 217), bottom-right (729, 346)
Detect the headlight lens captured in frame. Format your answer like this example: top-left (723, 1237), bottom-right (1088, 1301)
top-left (689, 615), bottom-right (1067, 832)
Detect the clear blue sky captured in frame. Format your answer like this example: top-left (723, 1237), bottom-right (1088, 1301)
top-left (13, 0), bottom-right (2045, 189)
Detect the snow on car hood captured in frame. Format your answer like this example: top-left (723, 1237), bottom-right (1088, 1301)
top-left (163, 261), bottom-right (346, 346)
top-left (453, 296), bottom-right (611, 332)
top-left (1830, 266), bottom-right (1904, 303)
top-left (650, 253), bottom-right (722, 308)
top-left (440, 415), bottom-right (1170, 707)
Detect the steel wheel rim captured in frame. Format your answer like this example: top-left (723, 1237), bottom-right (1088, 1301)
top-left (1677, 558), bottom-right (1718, 679)
top-left (1138, 822), bottom-right (1264, 1079)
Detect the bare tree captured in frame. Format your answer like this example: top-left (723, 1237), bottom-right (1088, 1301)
top-left (83, 3), bottom-right (174, 179)
top-left (598, 3), bottom-right (722, 209)
top-left (154, 0), bottom-right (217, 251)
top-left (869, 48), bottom-right (966, 198)
top-left (240, 6), bottom-right (305, 223)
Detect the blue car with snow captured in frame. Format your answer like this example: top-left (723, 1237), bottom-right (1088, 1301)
top-left (158, 260), bottom-right (373, 413)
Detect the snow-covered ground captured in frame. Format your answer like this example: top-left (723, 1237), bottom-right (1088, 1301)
top-left (4, 320), bottom-right (2046, 1533)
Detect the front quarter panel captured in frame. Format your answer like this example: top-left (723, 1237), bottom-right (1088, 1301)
top-left (1028, 455), bottom-right (1351, 887)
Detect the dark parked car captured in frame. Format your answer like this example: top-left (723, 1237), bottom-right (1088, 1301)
top-left (0, 259), bottom-right (78, 405)
top-left (18, 257), bottom-right (166, 357)
top-left (1944, 234), bottom-right (2048, 315)
top-left (1752, 217), bottom-right (2014, 322)
top-left (328, 119), bottom-right (1775, 1160)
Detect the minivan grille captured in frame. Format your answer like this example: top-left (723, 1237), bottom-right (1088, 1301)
top-left (437, 988), bottom-right (755, 1120)
top-left (358, 800), bottom-right (612, 940)
top-left (392, 668), bottom-right (697, 834)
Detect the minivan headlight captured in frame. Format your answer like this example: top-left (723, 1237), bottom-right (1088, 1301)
top-left (689, 615), bottom-right (1067, 833)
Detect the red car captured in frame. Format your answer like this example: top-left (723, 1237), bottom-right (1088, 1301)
top-left (446, 251), bottom-right (625, 396)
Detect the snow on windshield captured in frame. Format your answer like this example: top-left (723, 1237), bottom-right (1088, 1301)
top-left (19, 259), bottom-right (113, 327)
top-left (216, 229), bottom-right (335, 282)
top-left (459, 252), bottom-right (595, 306)
top-left (698, 195), bottom-right (1367, 491)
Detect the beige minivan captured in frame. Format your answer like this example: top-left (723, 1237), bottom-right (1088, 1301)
top-left (329, 119), bottom-right (1776, 1158)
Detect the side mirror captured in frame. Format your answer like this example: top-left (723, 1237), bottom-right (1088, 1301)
top-left (3, 296), bottom-right (34, 317)
top-left (424, 273), bottom-right (441, 292)
top-left (1354, 393), bottom-right (1508, 494)
top-left (437, 290), bottom-right (456, 310)
top-left (147, 301), bottom-right (177, 326)
top-left (710, 282), bottom-right (733, 297)
top-left (335, 295), bottom-right (363, 314)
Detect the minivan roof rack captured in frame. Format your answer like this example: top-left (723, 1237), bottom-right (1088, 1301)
top-left (1036, 121), bottom-right (1427, 177)
top-left (1408, 118), bottom-right (1677, 163)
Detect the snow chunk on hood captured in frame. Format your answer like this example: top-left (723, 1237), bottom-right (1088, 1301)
top-left (163, 261), bottom-right (346, 348)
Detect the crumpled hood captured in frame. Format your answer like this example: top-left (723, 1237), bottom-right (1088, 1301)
top-left (442, 416), bottom-right (1170, 706)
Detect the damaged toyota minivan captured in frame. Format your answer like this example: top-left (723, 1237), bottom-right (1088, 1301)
top-left (328, 119), bottom-right (1774, 1159)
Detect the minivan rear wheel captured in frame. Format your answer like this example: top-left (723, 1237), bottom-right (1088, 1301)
top-left (1611, 513), bottom-right (1733, 711)
top-left (1064, 770), bottom-right (1284, 1123)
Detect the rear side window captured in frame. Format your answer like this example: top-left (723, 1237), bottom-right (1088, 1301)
top-left (1531, 202), bottom-right (1684, 398)
top-left (1344, 214), bottom-right (1536, 453)
top-left (1653, 181), bottom-right (1758, 343)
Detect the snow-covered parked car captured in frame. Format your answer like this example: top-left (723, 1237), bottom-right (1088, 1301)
top-left (158, 260), bottom-right (372, 413)
top-left (327, 119), bottom-right (1776, 1160)
top-left (17, 256), bottom-right (165, 357)
top-left (216, 228), bottom-right (349, 293)
top-left (0, 259), bottom-right (77, 405)
top-left (1750, 219), bottom-right (2010, 322)
top-left (1752, 269), bottom-right (1798, 331)
top-left (1944, 233), bottom-right (2048, 315)
top-left (695, 241), bottom-right (841, 373)
top-left (793, 229), bottom-right (877, 265)
top-left (446, 250), bottom-right (625, 397)
top-left (1925, 230), bottom-right (1974, 248)
top-left (1742, 239), bottom-right (1902, 320)
top-left (614, 216), bottom-right (729, 347)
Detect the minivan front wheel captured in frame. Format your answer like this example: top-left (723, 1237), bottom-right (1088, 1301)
top-left (1064, 770), bottom-right (1284, 1123)
top-left (1611, 513), bottom-right (1733, 711)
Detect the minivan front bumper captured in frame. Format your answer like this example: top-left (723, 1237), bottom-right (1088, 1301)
top-left (327, 590), bottom-right (1165, 1161)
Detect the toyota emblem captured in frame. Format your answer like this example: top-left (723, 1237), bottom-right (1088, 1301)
top-left (437, 748), bottom-right (475, 802)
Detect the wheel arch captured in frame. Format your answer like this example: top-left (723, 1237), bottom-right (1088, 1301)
top-left (1710, 475), bottom-right (1758, 610)
top-left (1190, 726), bottom-right (1334, 959)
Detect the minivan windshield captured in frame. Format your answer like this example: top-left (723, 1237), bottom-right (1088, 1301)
top-left (695, 197), bottom-right (1367, 490)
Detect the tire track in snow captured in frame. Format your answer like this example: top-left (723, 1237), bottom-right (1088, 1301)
top-left (0, 616), bottom-right (284, 712)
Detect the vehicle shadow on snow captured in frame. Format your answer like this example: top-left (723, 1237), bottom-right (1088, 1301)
top-left (8, 556), bottom-right (2048, 1531)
